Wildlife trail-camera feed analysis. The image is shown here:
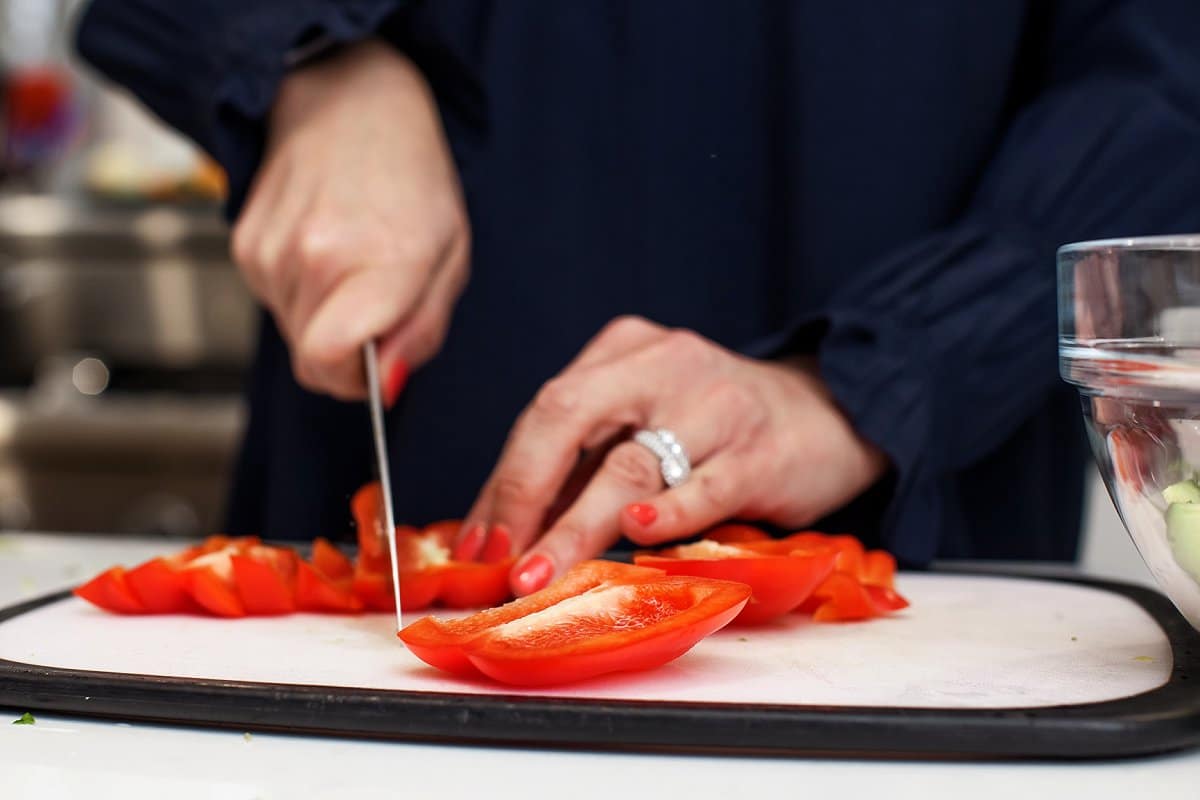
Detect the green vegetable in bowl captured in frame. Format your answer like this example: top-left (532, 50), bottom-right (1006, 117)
top-left (12, 712), bottom-right (35, 725)
top-left (1162, 480), bottom-right (1200, 582)
top-left (1162, 479), bottom-right (1200, 505)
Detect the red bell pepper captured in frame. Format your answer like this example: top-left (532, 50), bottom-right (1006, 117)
top-left (295, 537), bottom-right (362, 613)
top-left (399, 560), bottom-right (750, 686)
top-left (74, 566), bottom-right (145, 614)
top-left (634, 539), bottom-right (836, 625)
top-left (679, 526), bottom-right (909, 623)
top-left (350, 482), bottom-right (516, 611)
top-left (399, 560), bottom-right (664, 677)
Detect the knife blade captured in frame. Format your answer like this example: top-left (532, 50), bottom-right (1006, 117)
top-left (363, 340), bottom-right (404, 632)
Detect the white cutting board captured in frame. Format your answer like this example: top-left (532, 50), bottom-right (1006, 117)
top-left (0, 574), bottom-right (1172, 709)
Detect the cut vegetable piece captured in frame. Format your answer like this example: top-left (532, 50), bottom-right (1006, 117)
top-left (310, 537), bottom-right (353, 581)
top-left (1163, 479), bottom-right (1200, 505)
top-left (634, 540), bottom-right (836, 624)
top-left (865, 585), bottom-right (910, 612)
top-left (185, 565), bottom-right (245, 617)
top-left (295, 561), bottom-right (363, 612)
top-left (349, 500), bottom-right (516, 612)
top-left (1165, 501), bottom-right (1200, 582)
top-left (125, 557), bottom-right (202, 614)
top-left (73, 566), bottom-right (144, 614)
top-left (231, 549), bottom-right (296, 615)
top-left (858, 550), bottom-right (898, 589)
top-left (809, 572), bottom-right (876, 622)
top-left (463, 576), bottom-right (751, 686)
top-left (400, 560), bottom-right (665, 677)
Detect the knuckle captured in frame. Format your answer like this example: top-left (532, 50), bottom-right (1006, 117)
top-left (532, 377), bottom-right (579, 421)
top-left (664, 329), bottom-right (715, 365)
top-left (710, 380), bottom-right (766, 432)
top-left (709, 380), bottom-right (757, 416)
top-left (492, 474), bottom-right (541, 510)
top-left (296, 330), bottom-right (340, 375)
top-left (393, 229), bottom-right (443, 268)
top-left (408, 321), bottom-right (448, 363)
top-left (547, 519), bottom-right (590, 550)
top-left (295, 223), bottom-right (338, 267)
top-left (603, 314), bottom-right (656, 342)
top-left (604, 443), bottom-right (662, 491)
top-left (230, 223), bottom-right (255, 269)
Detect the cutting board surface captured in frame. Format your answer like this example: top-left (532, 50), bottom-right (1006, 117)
top-left (0, 574), bottom-right (1171, 708)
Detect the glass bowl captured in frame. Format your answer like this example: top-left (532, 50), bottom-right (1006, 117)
top-left (1060, 235), bottom-right (1200, 630)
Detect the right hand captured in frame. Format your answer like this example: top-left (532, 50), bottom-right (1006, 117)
top-left (231, 40), bottom-right (470, 404)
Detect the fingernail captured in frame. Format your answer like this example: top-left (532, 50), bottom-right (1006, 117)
top-left (453, 524), bottom-right (486, 562)
top-left (384, 359), bottom-right (409, 409)
top-left (626, 503), bottom-right (658, 527)
top-left (513, 554), bottom-right (554, 595)
top-left (481, 524), bottom-right (511, 564)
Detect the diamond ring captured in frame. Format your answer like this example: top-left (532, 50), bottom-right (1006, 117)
top-left (632, 428), bottom-right (692, 488)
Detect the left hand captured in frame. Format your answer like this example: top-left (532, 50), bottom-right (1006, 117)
top-left (455, 316), bottom-right (890, 595)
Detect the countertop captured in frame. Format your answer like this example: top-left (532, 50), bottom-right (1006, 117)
top-left (1, 531), bottom-right (1197, 799)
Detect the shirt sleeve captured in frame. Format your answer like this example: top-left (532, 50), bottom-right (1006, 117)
top-left (74, 0), bottom-right (406, 214)
top-left (748, 0), bottom-right (1200, 564)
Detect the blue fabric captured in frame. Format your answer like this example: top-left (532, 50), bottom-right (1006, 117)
top-left (77, 1), bottom-right (1200, 563)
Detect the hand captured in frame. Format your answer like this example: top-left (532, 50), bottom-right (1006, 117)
top-left (231, 40), bottom-right (469, 402)
top-left (456, 316), bottom-right (889, 595)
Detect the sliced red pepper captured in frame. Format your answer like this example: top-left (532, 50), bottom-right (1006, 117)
top-left (351, 482), bottom-right (392, 570)
top-left (296, 561), bottom-right (363, 612)
top-left (634, 539), bottom-right (836, 625)
top-left (310, 537), bottom-right (354, 581)
top-left (865, 584), bottom-right (910, 612)
top-left (808, 572), bottom-right (876, 622)
top-left (460, 576), bottom-right (751, 686)
top-left (400, 561), bottom-right (664, 677)
top-left (400, 561), bottom-right (750, 686)
top-left (296, 538), bottom-right (362, 613)
top-left (803, 572), bottom-right (911, 621)
top-left (780, 532), bottom-right (864, 575)
top-left (231, 546), bottom-right (298, 615)
top-left (125, 556), bottom-right (204, 614)
top-left (183, 548), bottom-right (245, 617)
top-left (351, 482), bottom-right (516, 611)
top-left (74, 566), bottom-right (144, 614)
top-left (859, 550), bottom-right (898, 589)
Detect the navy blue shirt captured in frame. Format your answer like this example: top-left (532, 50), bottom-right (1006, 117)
top-left (76, 1), bottom-right (1200, 563)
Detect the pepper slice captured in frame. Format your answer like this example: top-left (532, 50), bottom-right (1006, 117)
top-left (687, 526), bottom-right (908, 623)
top-left (296, 538), bottom-right (362, 613)
top-left (125, 555), bottom-right (204, 614)
top-left (351, 482), bottom-right (516, 611)
top-left (74, 566), bottom-right (144, 614)
top-left (400, 560), bottom-right (664, 677)
top-left (400, 561), bottom-right (750, 686)
top-left (634, 539), bottom-right (836, 625)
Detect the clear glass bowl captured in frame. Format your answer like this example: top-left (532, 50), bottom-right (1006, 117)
top-left (1060, 235), bottom-right (1200, 630)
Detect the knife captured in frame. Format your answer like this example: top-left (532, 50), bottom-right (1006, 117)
top-left (363, 340), bottom-right (404, 632)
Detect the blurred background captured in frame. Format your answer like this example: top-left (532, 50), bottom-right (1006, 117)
top-left (0, 1), bottom-right (1144, 580)
top-left (0, 0), bottom-right (254, 538)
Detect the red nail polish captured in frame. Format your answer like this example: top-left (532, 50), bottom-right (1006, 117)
top-left (482, 524), bottom-right (512, 564)
top-left (513, 554), bottom-right (554, 595)
top-left (626, 503), bottom-right (658, 526)
top-left (384, 359), bottom-right (409, 409)
top-left (453, 524), bottom-right (486, 562)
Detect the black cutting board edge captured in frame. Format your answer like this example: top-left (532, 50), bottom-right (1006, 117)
top-left (1, 571), bottom-right (1197, 760)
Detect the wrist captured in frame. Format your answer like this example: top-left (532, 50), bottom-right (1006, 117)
top-left (271, 38), bottom-right (418, 137)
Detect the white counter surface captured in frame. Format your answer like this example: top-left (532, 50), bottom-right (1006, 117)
top-left (1, 531), bottom-right (1197, 799)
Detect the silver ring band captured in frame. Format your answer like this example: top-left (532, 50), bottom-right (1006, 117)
top-left (633, 428), bottom-right (692, 488)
